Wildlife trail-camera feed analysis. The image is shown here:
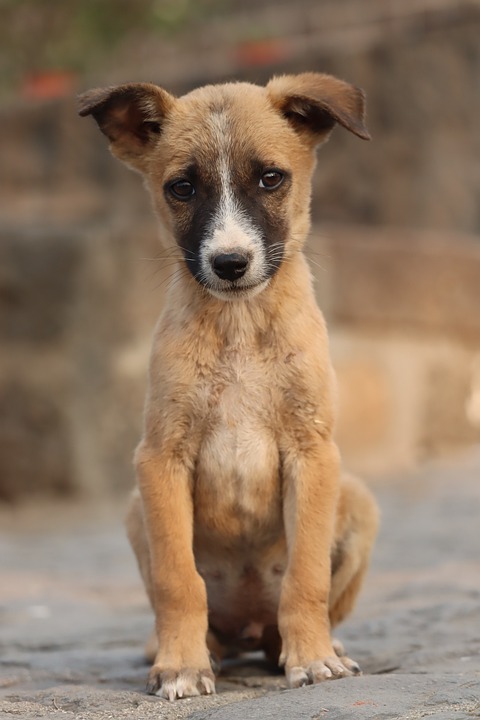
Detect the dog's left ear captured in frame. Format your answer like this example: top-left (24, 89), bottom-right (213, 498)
top-left (78, 83), bottom-right (175, 171)
top-left (267, 73), bottom-right (371, 145)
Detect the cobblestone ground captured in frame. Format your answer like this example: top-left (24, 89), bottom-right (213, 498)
top-left (1, 451), bottom-right (479, 719)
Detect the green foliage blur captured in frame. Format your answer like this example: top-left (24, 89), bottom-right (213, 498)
top-left (0, 0), bottom-right (229, 98)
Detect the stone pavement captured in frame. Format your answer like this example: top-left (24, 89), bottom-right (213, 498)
top-left (1, 451), bottom-right (479, 719)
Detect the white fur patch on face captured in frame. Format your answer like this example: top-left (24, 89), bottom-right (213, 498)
top-left (199, 112), bottom-right (269, 299)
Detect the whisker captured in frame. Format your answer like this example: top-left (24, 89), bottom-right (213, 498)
top-left (137, 243), bottom-right (196, 262)
top-left (142, 259), bottom-right (184, 285)
top-left (175, 243), bottom-right (196, 257)
top-left (304, 248), bottom-right (331, 260)
top-left (305, 256), bottom-right (327, 272)
top-left (151, 267), bottom-right (189, 294)
top-left (163, 269), bottom-right (191, 295)
top-left (137, 256), bottom-right (184, 262)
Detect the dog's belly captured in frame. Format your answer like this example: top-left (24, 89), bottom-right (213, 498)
top-left (194, 380), bottom-right (281, 541)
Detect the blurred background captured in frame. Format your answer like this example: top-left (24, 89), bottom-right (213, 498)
top-left (1, 0), bottom-right (480, 503)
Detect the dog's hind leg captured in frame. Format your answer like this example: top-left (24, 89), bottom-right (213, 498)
top-left (126, 490), bottom-right (158, 662)
top-left (126, 489), bottom-right (154, 607)
top-left (328, 473), bottom-right (379, 664)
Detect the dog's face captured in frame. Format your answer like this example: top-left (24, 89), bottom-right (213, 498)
top-left (80, 74), bottom-right (369, 300)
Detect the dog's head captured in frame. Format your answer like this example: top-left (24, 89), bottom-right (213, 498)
top-left (79, 73), bottom-right (369, 300)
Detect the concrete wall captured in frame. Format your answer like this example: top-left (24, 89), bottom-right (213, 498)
top-left (1, 0), bottom-right (479, 499)
top-left (312, 227), bottom-right (480, 475)
top-left (0, 221), bottom-right (159, 499)
top-left (2, 219), bottom-right (479, 500)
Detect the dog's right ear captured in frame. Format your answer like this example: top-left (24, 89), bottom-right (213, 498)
top-left (78, 83), bottom-right (175, 171)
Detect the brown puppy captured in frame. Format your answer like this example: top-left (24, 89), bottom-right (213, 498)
top-left (79, 73), bottom-right (379, 701)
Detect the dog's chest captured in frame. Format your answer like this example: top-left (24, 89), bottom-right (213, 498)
top-left (194, 348), bottom-right (281, 538)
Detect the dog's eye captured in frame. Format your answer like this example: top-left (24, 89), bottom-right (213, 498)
top-left (169, 180), bottom-right (195, 200)
top-left (259, 170), bottom-right (284, 190)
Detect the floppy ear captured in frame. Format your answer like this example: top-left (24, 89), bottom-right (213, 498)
top-left (267, 72), bottom-right (370, 146)
top-left (78, 83), bottom-right (175, 171)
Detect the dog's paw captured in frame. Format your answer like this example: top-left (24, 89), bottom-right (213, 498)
top-left (286, 655), bottom-right (361, 688)
top-left (146, 666), bottom-right (216, 701)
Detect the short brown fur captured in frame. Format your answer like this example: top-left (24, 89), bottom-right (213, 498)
top-left (80, 73), bottom-right (379, 701)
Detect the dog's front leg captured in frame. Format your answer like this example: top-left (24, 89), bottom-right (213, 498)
top-left (136, 446), bottom-right (214, 701)
top-left (279, 438), bottom-right (354, 687)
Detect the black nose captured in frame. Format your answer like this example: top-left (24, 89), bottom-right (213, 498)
top-left (212, 253), bottom-right (249, 281)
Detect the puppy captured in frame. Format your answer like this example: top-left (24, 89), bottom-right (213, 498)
top-left (79, 72), bottom-right (379, 701)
